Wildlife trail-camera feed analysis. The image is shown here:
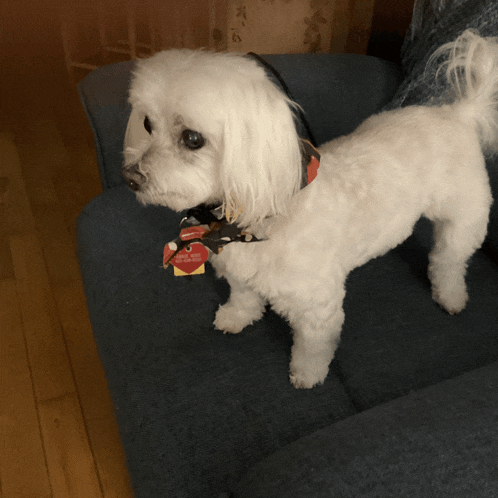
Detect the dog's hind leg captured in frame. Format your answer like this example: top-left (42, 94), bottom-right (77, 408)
top-left (427, 192), bottom-right (491, 314)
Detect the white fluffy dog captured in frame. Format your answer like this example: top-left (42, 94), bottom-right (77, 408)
top-left (123, 30), bottom-right (498, 389)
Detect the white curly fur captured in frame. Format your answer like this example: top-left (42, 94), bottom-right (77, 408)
top-left (123, 30), bottom-right (497, 388)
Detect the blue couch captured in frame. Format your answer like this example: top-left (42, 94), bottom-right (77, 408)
top-left (77, 4), bottom-right (498, 496)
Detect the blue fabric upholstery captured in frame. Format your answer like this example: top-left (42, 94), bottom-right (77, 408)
top-left (77, 187), bottom-right (357, 497)
top-left (234, 362), bottom-right (498, 498)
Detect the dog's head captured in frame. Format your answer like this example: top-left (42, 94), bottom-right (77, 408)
top-left (122, 49), bottom-right (303, 227)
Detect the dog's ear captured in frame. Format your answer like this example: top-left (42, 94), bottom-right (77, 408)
top-left (220, 78), bottom-right (303, 226)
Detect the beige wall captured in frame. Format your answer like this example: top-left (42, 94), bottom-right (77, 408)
top-left (1, 0), bottom-right (414, 80)
top-left (226, 0), bottom-right (336, 53)
top-left (57, 0), bottom-right (376, 64)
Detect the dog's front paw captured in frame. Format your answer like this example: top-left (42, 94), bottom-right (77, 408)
top-left (289, 366), bottom-right (328, 389)
top-left (214, 303), bottom-right (261, 334)
top-left (432, 286), bottom-right (468, 315)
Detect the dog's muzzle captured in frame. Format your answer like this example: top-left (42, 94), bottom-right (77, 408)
top-left (122, 164), bottom-right (146, 191)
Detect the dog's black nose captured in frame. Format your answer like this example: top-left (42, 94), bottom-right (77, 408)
top-left (123, 164), bottom-right (146, 191)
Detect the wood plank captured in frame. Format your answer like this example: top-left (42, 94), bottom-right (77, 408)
top-left (54, 281), bottom-right (134, 498)
top-left (0, 133), bottom-right (33, 282)
top-left (0, 133), bottom-right (36, 236)
top-left (38, 392), bottom-right (103, 498)
top-left (0, 279), bottom-right (52, 498)
top-left (10, 232), bottom-right (76, 402)
top-left (15, 119), bottom-right (70, 182)
top-left (3, 29), bottom-right (132, 497)
top-left (57, 138), bottom-right (102, 209)
top-left (4, 127), bottom-right (106, 494)
top-left (0, 238), bottom-right (15, 280)
top-left (25, 175), bottom-right (134, 498)
top-left (19, 122), bottom-right (133, 497)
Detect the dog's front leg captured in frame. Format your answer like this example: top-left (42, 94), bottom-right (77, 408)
top-left (214, 275), bottom-right (266, 334)
top-left (286, 301), bottom-right (345, 389)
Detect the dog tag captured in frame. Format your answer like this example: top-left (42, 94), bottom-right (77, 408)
top-left (163, 226), bottom-right (209, 276)
top-left (171, 243), bottom-right (208, 275)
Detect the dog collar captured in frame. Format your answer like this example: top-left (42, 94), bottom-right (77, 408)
top-left (163, 204), bottom-right (265, 274)
top-left (163, 139), bottom-right (320, 275)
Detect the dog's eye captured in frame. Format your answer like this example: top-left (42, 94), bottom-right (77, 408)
top-left (181, 129), bottom-right (205, 150)
top-left (144, 116), bottom-right (152, 134)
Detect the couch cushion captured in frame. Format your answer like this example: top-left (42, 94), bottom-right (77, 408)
top-left (78, 188), bottom-right (498, 497)
top-left (233, 361), bottom-right (498, 498)
top-left (337, 218), bottom-right (498, 411)
top-left (77, 186), bottom-right (357, 498)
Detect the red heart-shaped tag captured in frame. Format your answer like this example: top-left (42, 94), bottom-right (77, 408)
top-left (164, 242), bottom-right (209, 274)
top-left (163, 226), bottom-right (209, 275)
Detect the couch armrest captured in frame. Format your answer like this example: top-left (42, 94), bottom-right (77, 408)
top-left (77, 60), bottom-right (136, 190)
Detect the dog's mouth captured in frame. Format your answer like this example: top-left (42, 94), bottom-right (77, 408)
top-left (135, 187), bottom-right (193, 211)
top-left (122, 166), bottom-right (190, 207)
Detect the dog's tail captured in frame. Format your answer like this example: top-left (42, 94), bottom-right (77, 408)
top-left (430, 29), bottom-right (498, 155)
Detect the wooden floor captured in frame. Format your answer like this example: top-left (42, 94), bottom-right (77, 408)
top-left (0, 52), bottom-right (134, 496)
